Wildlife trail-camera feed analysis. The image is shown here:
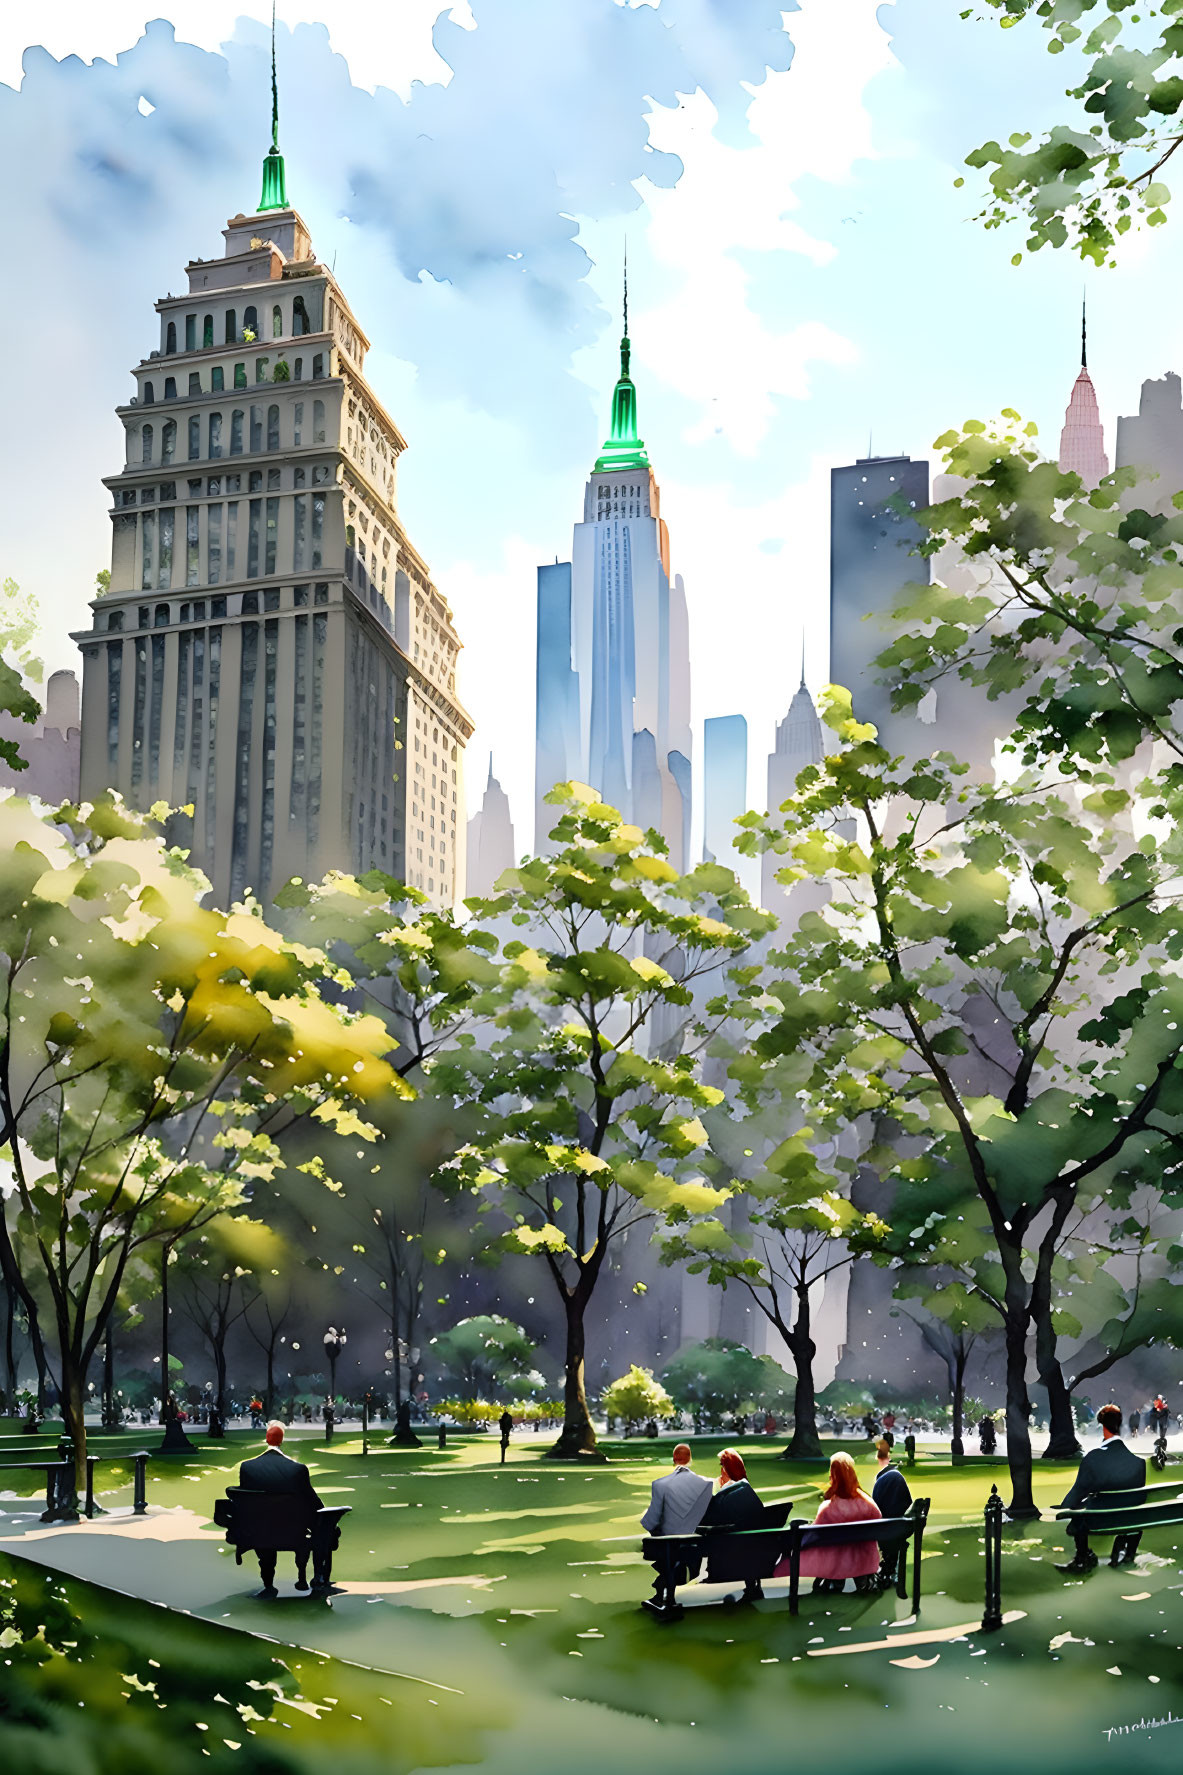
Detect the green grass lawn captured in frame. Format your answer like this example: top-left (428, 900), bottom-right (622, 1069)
top-left (2, 1427), bottom-right (1182, 1775)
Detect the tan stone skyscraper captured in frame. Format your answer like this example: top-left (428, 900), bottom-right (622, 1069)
top-left (74, 82), bottom-right (470, 909)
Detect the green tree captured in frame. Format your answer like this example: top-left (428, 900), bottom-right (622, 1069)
top-left (601, 1363), bottom-right (675, 1432)
top-left (660, 1337), bottom-right (789, 1429)
top-left (964, 0), bottom-right (1183, 265)
top-left (738, 690), bottom-right (1183, 1516)
top-left (0, 793), bottom-right (396, 1498)
top-left (174, 1216), bottom-right (286, 1417)
top-left (892, 1273), bottom-right (1002, 1457)
top-left (429, 1314), bottom-right (540, 1400)
top-left (0, 577), bottom-right (41, 774)
top-left (430, 785), bottom-right (773, 1460)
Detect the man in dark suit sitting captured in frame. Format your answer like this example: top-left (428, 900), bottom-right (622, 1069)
top-left (237, 1422), bottom-right (326, 1596)
top-left (871, 1438), bottom-right (912, 1588)
top-left (1057, 1403), bottom-right (1146, 1569)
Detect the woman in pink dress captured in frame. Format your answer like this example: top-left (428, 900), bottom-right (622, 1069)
top-left (774, 1451), bottom-right (883, 1593)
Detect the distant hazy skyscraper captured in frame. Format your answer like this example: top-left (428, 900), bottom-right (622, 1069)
top-left (466, 761), bottom-right (516, 899)
top-left (73, 68), bottom-right (470, 908)
top-left (0, 669), bottom-right (81, 805)
top-left (1058, 304), bottom-right (1109, 487)
top-left (534, 273), bottom-right (691, 863)
top-left (1116, 370), bottom-right (1183, 510)
top-left (763, 660), bottom-right (825, 924)
top-left (829, 454), bottom-right (930, 751)
top-left (702, 714), bottom-right (754, 890)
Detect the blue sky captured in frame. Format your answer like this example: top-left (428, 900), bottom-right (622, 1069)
top-left (3, 0), bottom-right (1182, 857)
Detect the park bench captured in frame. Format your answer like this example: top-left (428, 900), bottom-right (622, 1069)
top-left (0, 1438), bottom-right (150, 1522)
top-left (640, 1496), bottom-right (930, 1622)
top-left (1055, 1479), bottom-right (1183, 1573)
top-left (212, 1487), bottom-right (352, 1596)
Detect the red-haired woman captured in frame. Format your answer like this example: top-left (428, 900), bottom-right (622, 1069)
top-left (775, 1451), bottom-right (882, 1593)
top-left (697, 1448), bottom-right (765, 1531)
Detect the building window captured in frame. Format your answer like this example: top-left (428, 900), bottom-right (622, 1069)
top-left (293, 295), bottom-right (310, 336)
top-left (255, 358), bottom-right (269, 383)
top-left (293, 494), bottom-right (307, 571)
top-left (294, 584), bottom-right (308, 607)
top-left (173, 629), bottom-right (190, 789)
top-left (187, 627), bottom-right (204, 814)
top-left (160, 420), bottom-right (175, 464)
top-left (293, 401), bottom-right (303, 447)
top-left (247, 499), bottom-right (261, 578)
top-left (154, 603), bottom-right (169, 627)
top-left (264, 587), bottom-right (280, 612)
top-left (314, 583), bottom-right (328, 606)
top-left (294, 357), bottom-right (303, 382)
top-left (233, 363), bottom-right (247, 390)
top-left (230, 622), bottom-right (259, 904)
top-left (225, 309), bottom-right (237, 344)
top-left (208, 411), bottom-right (222, 459)
top-left (309, 610), bottom-right (326, 844)
top-left (249, 406), bottom-right (263, 453)
top-left (249, 470), bottom-right (263, 493)
top-left (148, 633), bottom-right (166, 786)
top-left (211, 365), bottom-right (224, 393)
top-left (293, 465), bottom-right (306, 489)
top-left (165, 377), bottom-right (178, 401)
top-left (188, 372), bottom-right (201, 397)
top-left (313, 399), bottom-right (325, 444)
top-left (242, 591), bottom-right (258, 615)
top-left (142, 424), bottom-right (154, 464)
top-left (204, 627), bottom-right (221, 857)
top-left (265, 497), bottom-right (278, 576)
top-left (165, 321), bottom-right (177, 355)
top-left (267, 467), bottom-right (280, 490)
top-left (291, 610), bottom-right (308, 821)
top-left (131, 638), bottom-right (147, 789)
top-left (312, 353), bottom-right (324, 380)
top-left (311, 494), bottom-right (324, 569)
top-left (208, 503), bottom-right (222, 585)
top-left (266, 404), bottom-right (280, 451)
top-left (243, 305), bottom-right (258, 337)
top-left (183, 315), bottom-right (196, 351)
top-left (272, 304), bottom-right (283, 339)
top-left (225, 504), bottom-right (238, 579)
top-left (143, 381), bottom-right (154, 405)
top-left (186, 507), bottom-right (199, 586)
top-left (230, 410), bottom-right (244, 455)
top-left (202, 314), bottom-right (214, 349)
top-left (158, 508), bottom-right (174, 590)
top-left (106, 641), bottom-right (122, 773)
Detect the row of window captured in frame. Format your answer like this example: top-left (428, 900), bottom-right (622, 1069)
top-left (141, 353), bottom-right (325, 404)
top-left (164, 300), bottom-right (313, 356)
top-left (105, 584), bottom-right (333, 633)
top-left (130, 401), bottom-right (327, 466)
top-left (120, 464), bottom-right (333, 507)
top-left (135, 495), bottom-right (327, 590)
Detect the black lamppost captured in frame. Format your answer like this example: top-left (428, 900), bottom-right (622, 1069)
top-left (323, 1326), bottom-right (346, 1441)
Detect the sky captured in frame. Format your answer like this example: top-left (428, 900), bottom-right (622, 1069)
top-left (3, 0), bottom-right (1183, 864)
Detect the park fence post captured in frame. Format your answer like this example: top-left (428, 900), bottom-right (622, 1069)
top-left (982, 1484), bottom-right (1003, 1631)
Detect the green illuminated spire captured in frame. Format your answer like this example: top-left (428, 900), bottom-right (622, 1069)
top-left (594, 248), bottom-right (648, 473)
top-left (259, 3), bottom-right (289, 212)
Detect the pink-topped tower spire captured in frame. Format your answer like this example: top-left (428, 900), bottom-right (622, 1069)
top-left (1058, 297), bottom-right (1109, 487)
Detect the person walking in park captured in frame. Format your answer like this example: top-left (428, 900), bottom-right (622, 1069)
top-left (640, 1443), bottom-right (714, 1536)
top-left (1129, 1407), bottom-right (1141, 1438)
top-left (1150, 1394), bottom-right (1169, 1436)
top-left (776, 1451), bottom-right (883, 1594)
top-left (498, 1407), bottom-right (513, 1464)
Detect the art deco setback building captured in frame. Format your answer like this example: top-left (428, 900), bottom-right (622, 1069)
top-left (1058, 304), bottom-right (1109, 488)
top-left (534, 282), bottom-right (692, 863)
top-left (762, 662), bottom-right (826, 927)
top-left (74, 134), bottom-right (471, 909)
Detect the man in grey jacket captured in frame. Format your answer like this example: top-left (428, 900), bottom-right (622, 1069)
top-left (1057, 1404), bottom-right (1147, 1569)
top-left (641, 1443), bottom-right (714, 1535)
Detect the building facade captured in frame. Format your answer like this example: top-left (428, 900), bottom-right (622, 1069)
top-left (1058, 309), bottom-right (1109, 488)
top-left (1116, 370), bottom-right (1183, 510)
top-left (74, 147), bottom-right (470, 909)
top-left (534, 289), bottom-right (692, 865)
top-left (762, 665), bottom-right (826, 924)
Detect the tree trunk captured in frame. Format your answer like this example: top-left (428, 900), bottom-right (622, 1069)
top-left (1002, 1277), bottom-right (1039, 1518)
top-left (213, 1334), bottom-right (228, 1417)
top-left (158, 1242), bottom-right (171, 1424)
top-left (3, 1284), bottom-right (15, 1411)
top-left (264, 1337), bottom-right (276, 1418)
top-left (57, 1349), bottom-right (86, 1514)
top-left (1041, 1356), bottom-right (1082, 1459)
top-left (782, 1285), bottom-right (824, 1460)
top-left (951, 1348), bottom-right (966, 1459)
top-left (546, 1290), bottom-right (603, 1460)
top-left (102, 1331), bottom-right (117, 1429)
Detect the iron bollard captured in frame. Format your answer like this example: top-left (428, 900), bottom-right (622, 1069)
top-left (362, 1400), bottom-right (369, 1457)
top-left (133, 1451), bottom-right (149, 1514)
top-left (84, 1455), bottom-right (106, 1518)
top-left (982, 1484), bottom-right (1003, 1631)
